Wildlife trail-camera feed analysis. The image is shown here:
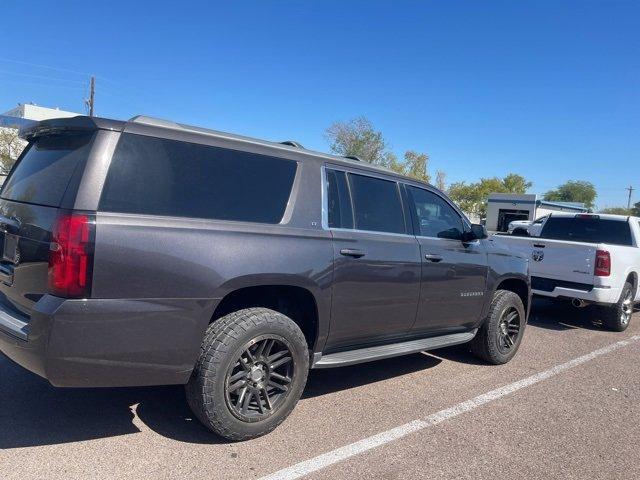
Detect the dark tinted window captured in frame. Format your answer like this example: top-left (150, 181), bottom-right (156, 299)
top-left (540, 217), bottom-right (632, 246)
top-left (1, 133), bottom-right (93, 207)
top-left (348, 173), bottom-right (405, 234)
top-left (407, 186), bottom-right (463, 239)
top-left (100, 134), bottom-right (297, 223)
top-left (326, 169), bottom-right (353, 229)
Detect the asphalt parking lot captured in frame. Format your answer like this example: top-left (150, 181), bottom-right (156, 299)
top-left (1, 298), bottom-right (639, 480)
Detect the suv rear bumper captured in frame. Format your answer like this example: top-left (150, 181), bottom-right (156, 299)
top-left (0, 295), bottom-right (215, 387)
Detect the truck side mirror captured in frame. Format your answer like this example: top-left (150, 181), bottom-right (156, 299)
top-left (463, 224), bottom-right (488, 242)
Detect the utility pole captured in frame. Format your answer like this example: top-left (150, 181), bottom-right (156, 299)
top-left (85, 76), bottom-right (95, 116)
top-left (626, 185), bottom-right (634, 210)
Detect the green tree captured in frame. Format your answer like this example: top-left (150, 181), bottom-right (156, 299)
top-left (502, 173), bottom-right (533, 193)
top-left (325, 117), bottom-right (435, 183)
top-left (544, 181), bottom-right (597, 210)
top-left (632, 201), bottom-right (640, 216)
top-left (0, 128), bottom-right (25, 173)
top-left (401, 151), bottom-right (430, 183)
top-left (448, 174), bottom-right (532, 218)
top-left (325, 117), bottom-right (394, 167)
top-left (599, 207), bottom-right (631, 215)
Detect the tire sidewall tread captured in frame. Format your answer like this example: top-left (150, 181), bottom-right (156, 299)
top-left (186, 307), bottom-right (309, 441)
top-left (470, 290), bottom-right (526, 365)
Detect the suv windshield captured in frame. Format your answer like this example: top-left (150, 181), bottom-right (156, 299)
top-left (1, 133), bottom-right (93, 207)
top-left (540, 217), bottom-right (632, 246)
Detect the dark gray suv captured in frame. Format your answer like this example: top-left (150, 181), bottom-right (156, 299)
top-left (0, 115), bottom-right (530, 440)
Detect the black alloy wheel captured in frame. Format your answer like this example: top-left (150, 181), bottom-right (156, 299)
top-left (225, 335), bottom-right (295, 422)
top-left (497, 306), bottom-right (521, 353)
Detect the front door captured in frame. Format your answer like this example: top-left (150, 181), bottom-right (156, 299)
top-left (324, 168), bottom-right (421, 351)
top-left (405, 185), bottom-right (489, 335)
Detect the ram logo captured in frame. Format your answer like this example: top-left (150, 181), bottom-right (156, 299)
top-left (532, 250), bottom-right (544, 262)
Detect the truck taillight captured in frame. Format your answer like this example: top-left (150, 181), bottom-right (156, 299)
top-left (48, 212), bottom-right (95, 298)
top-left (594, 250), bottom-right (611, 277)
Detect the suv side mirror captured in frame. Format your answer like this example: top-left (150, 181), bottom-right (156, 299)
top-left (463, 224), bottom-right (488, 242)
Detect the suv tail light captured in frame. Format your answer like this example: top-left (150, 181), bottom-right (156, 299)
top-left (48, 211), bottom-right (95, 298)
top-left (594, 250), bottom-right (611, 277)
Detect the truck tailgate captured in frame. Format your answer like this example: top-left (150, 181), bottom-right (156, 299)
top-left (492, 235), bottom-right (597, 284)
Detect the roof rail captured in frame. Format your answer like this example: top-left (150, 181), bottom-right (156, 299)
top-left (128, 115), bottom-right (182, 129)
top-left (280, 140), bottom-right (304, 149)
top-left (344, 155), bottom-right (363, 162)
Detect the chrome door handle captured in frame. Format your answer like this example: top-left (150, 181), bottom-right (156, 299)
top-left (424, 254), bottom-right (443, 262)
top-left (340, 248), bottom-right (366, 258)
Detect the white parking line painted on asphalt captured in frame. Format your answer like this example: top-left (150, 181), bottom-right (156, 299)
top-left (258, 334), bottom-right (640, 480)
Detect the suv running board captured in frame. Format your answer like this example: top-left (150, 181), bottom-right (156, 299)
top-left (312, 330), bottom-right (477, 369)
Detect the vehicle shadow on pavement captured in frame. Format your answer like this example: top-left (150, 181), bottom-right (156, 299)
top-left (303, 353), bottom-right (442, 399)
top-left (0, 354), bottom-right (224, 449)
top-left (527, 297), bottom-right (609, 332)
top-left (0, 350), bottom-right (444, 448)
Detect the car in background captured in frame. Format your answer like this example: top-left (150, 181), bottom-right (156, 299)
top-left (495, 213), bottom-right (640, 331)
top-left (508, 215), bottom-right (549, 236)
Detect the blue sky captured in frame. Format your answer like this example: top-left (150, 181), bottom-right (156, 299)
top-left (1, 0), bottom-right (638, 208)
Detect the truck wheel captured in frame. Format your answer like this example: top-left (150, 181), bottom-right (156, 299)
top-left (470, 290), bottom-right (526, 365)
top-left (186, 308), bottom-right (309, 441)
top-left (602, 282), bottom-right (634, 332)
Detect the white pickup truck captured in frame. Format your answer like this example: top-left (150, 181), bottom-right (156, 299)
top-left (494, 213), bottom-right (640, 331)
top-left (507, 215), bottom-right (549, 236)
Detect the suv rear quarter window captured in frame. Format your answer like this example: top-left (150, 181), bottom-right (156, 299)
top-left (99, 134), bottom-right (298, 224)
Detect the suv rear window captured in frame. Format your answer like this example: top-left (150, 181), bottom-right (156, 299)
top-left (1, 133), bottom-right (93, 207)
top-left (99, 134), bottom-right (298, 223)
top-left (347, 173), bottom-right (405, 234)
top-left (540, 217), bottom-right (633, 246)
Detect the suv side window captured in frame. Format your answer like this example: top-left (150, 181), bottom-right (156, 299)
top-left (407, 186), bottom-right (464, 239)
top-left (348, 173), bottom-right (405, 234)
top-left (100, 134), bottom-right (297, 224)
top-left (326, 169), bottom-right (354, 229)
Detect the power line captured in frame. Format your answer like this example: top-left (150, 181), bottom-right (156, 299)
top-left (626, 186), bottom-right (634, 210)
top-left (0, 69), bottom-right (86, 84)
top-left (0, 57), bottom-right (91, 77)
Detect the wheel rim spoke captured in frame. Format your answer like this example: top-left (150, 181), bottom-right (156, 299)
top-left (261, 388), bottom-right (272, 410)
top-left (270, 372), bottom-right (291, 383)
top-left (271, 356), bottom-right (292, 370)
top-left (228, 379), bottom-right (247, 393)
top-left (241, 390), bottom-right (253, 414)
top-left (229, 370), bottom-right (248, 383)
top-left (256, 391), bottom-right (266, 414)
top-left (267, 350), bottom-right (288, 363)
top-left (236, 386), bottom-right (248, 408)
top-left (268, 380), bottom-right (288, 392)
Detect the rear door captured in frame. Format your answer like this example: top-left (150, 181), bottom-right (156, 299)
top-left (405, 185), bottom-right (489, 334)
top-left (0, 132), bottom-right (95, 317)
top-left (325, 167), bottom-right (421, 351)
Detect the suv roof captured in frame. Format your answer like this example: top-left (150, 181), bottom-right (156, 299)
top-left (20, 114), bottom-right (432, 188)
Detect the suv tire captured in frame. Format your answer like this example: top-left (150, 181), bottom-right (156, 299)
top-left (470, 290), bottom-right (526, 365)
top-left (186, 307), bottom-right (309, 441)
top-left (602, 282), bottom-right (634, 332)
